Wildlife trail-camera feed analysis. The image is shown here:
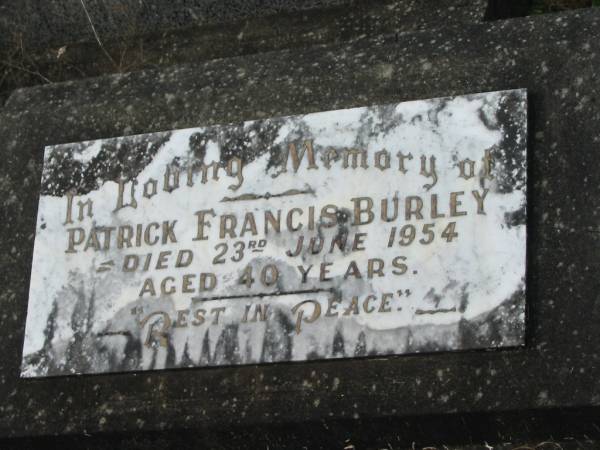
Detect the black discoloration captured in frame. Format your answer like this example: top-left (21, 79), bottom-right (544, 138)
top-left (458, 284), bottom-right (469, 314)
top-left (458, 284), bottom-right (525, 349)
top-left (505, 203), bottom-right (527, 228)
top-left (188, 117), bottom-right (287, 169)
top-left (41, 132), bottom-right (172, 196)
top-left (478, 105), bottom-right (499, 131)
top-left (424, 287), bottom-right (443, 308)
top-left (355, 103), bottom-right (405, 146)
top-left (332, 327), bottom-right (346, 357)
top-left (427, 97), bottom-right (451, 128)
top-left (261, 309), bottom-right (294, 363)
top-left (490, 90), bottom-right (527, 194)
top-left (354, 331), bottom-right (367, 357)
top-left (214, 325), bottom-right (242, 365)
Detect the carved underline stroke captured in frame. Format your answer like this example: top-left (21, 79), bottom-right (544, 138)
top-left (220, 187), bottom-right (315, 203)
top-left (414, 307), bottom-right (457, 315)
top-left (191, 288), bottom-right (333, 303)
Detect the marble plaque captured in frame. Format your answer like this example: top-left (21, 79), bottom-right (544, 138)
top-left (21, 89), bottom-right (527, 377)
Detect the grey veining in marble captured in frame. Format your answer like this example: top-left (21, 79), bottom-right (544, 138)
top-left (21, 89), bottom-right (527, 377)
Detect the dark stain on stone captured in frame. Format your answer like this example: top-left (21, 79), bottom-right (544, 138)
top-left (478, 104), bottom-right (499, 131)
top-left (459, 284), bottom-right (469, 313)
top-left (261, 308), bottom-right (294, 363)
top-left (458, 284), bottom-right (525, 349)
top-left (427, 97), bottom-right (451, 128)
top-left (410, 114), bottom-right (423, 125)
top-left (214, 324), bottom-right (242, 365)
top-left (490, 90), bottom-right (527, 194)
top-left (332, 327), bottom-right (346, 357)
top-left (424, 287), bottom-right (442, 308)
top-left (505, 204), bottom-right (527, 228)
top-left (41, 132), bottom-right (172, 196)
top-left (354, 331), bottom-right (367, 357)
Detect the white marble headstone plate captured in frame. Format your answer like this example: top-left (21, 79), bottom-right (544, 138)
top-left (21, 89), bottom-right (527, 377)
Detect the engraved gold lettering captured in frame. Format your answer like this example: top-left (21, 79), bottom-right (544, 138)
top-left (374, 149), bottom-right (391, 171)
top-left (323, 148), bottom-right (338, 169)
top-left (325, 298), bottom-right (341, 317)
top-left (144, 222), bottom-right (160, 245)
top-left (140, 311), bottom-right (171, 347)
top-left (139, 278), bottom-right (156, 297)
top-left (175, 309), bottom-right (189, 327)
top-left (320, 262), bottom-right (332, 281)
top-left (367, 258), bottom-right (384, 278)
top-left (392, 256), bottom-right (408, 275)
top-left (481, 148), bottom-right (494, 180)
top-left (291, 300), bottom-right (321, 334)
top-left (352, 232), bottom-right (367, 251)
top-left (405, 196), bottom-right (424, 221)
top-left (182, 274), bottom-right (195, 293)
top-left (363, 295), bottom-right (376, 313)
top-left (226, 157), bottom-right (244, 190)
top-left (114, 178), bottom-right (137, 212)
top-left (343, 148), bottom-right (368, 169)
top-left (265, 210), bottom-right (281, 234)
top-left (220, 215), bottom-right (237, 238)
top-left (210, 307), bottom-right (226, 325)
top-left (65, 227), bottom-right (85, 253)
top-left (309, 236), bottom-right (324, 254)
top-left (163, 165), bottom-right (180, 193)
top-left (161, 221), bottom-right (177, 244)
top-left (143, 178), bottom-right (158, 198)
top-left (458, 158), bottom-right (476, 180)
top-left (123, 254), bottom-right (138, 272)
top-left (199, 273), bottom-right (216, 291)
top-left (344, 261), bottom-right (361, 279)
top-left (397, 151), bottom-right (413, 173)
top-left (430, 194), bottom-right (445, 219)
top-left (77, 198), bottom-right (93, 221)
top-left (160, 276), bottom-right (176, 295)
top-left (284, 140), bottom-right (318, 172)
top-left (320, 205), bottom-right (338, 228)
top-left (192, 309), bottom-right (206, 326)
top-left (194, 209), bottom-right (215, 241)
top-left (297, 264), bottom-right (313, 283)
top-left (286, 208), bottom-right (303, 232)
top-left (329, 233), bottom-right (347, 253)
top-left (351, 197), bottom-right (374, 225)
top-left (287, 236), bottom-right (304, 257)
top-left (117, 225), bottom-right (133, 248)
top-left (420, 155), bottom-right (438, 190)
top-left (156, 251), bottom-right (171, 270)
top-left (378, 293), bottom-right (393, 312)
top-left (240, 212), bottom-right (258, 237)
top-left (343, 297), bottom-right (360, 315)
top-left (472, 188), bottom-right (489, 214)
top-left (381, 197), bottom-right (399, 222)
top-left (83, 228), bottom-right (101, 251)
top-left (450, 191), bottom-right (467, 217)
top-left (64, 190), bottom-right (75, 225)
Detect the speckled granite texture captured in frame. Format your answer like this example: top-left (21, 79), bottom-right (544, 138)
top-left (0, 5), bottom-right (599, 449)
top-left (0, 0), bottom-right (488, 107)
top-left (0, 0), bottom-right (488, 50)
